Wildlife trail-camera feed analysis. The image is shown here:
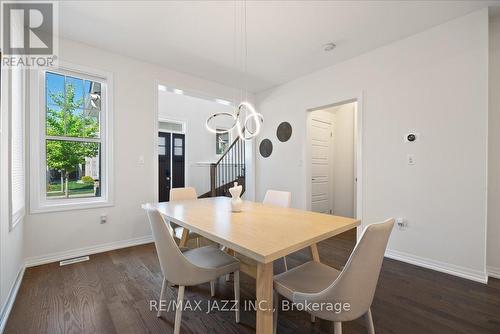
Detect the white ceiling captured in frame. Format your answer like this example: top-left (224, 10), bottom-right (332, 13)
top-left (59, 1), bottom-right (498, 93)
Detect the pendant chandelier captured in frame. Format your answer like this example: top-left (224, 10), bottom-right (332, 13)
top-left (205, 0), bottom-right (263, 140)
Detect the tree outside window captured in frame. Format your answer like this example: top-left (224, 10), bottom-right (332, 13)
top-left (45, 72), bottom-right (102, 199)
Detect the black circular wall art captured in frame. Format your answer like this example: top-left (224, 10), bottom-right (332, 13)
top-left (276, 122), bottom-right (292, 142)
top-left (259, 139), bottom-right (273, 158)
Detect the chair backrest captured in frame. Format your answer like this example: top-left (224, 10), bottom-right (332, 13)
top-left (144, 205), bottom-right (208, 285)
top-left (263, 190), bottom-right (291, 208)
top-left (170, 187), bottom-right (198, 201)
top-left (294, 218), bottom-right (394, 321)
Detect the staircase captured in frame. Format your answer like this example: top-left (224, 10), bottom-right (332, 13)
top-left (199, 134), bottom-right (245, 198)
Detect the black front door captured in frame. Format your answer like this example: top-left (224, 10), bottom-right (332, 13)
top-left (158, 132), bottom-right (186, 202)
top-left (172, 133), bottom-right (185, 188)
top-left (158, 132), bottom-right (171, 202)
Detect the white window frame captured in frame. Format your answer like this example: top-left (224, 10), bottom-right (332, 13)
top-left (30, 61), bottom-right (114, 213)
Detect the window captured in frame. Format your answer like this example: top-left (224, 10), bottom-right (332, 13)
top-left (159, 120), bottom-right (183, 133)
top-left (158, 136), bottom-right (166, 156)
top-left (10, 66), bottom-right (25, 228)
top-left (30, 63), bottom-right (113, 212)
top-left (216, 130), bottom-right (229, 155)
top-left (173, 137), bottom-right (183, 156)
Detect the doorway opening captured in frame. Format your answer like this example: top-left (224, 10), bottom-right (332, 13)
top-left (307, 99), bottom-right (360, 239)
top-left (154, 82), bottom-right (255, 203)
top-left (158, 120), bottom-right (186, 202)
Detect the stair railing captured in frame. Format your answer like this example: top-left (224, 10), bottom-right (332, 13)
top-left (209, 134), bottom-right (246, 197)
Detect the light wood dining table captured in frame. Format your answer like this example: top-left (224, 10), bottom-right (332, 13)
top-left (149, 196), bottom-right (360, 334)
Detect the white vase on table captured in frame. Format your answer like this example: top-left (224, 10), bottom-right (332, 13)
top-left (229, 182), bottom-right (243, 212)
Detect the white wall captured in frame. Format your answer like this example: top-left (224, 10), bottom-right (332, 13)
top-left (256, 9), bottom-right (489, 282)
top-left (487, 13), bottom-right (500, 278)
top-left (0, 68), bottom-right (25, 330)
top-left (330, 103), bottom-right (355, 218)
top-left (23, 38), bottom-right (254, 262)
top-left (158, 91), bottom-right (237, 195)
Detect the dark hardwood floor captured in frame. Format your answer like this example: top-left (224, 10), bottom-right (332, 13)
top-left (5, 233), bottom-right (500, 334)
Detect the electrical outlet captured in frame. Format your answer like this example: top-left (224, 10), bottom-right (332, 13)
top-left (407, 154), bottom-right (415, 165)
top-left (100, 214), bottom-right (107, 224)
top-left (396, 218), bottom-right (408, 231)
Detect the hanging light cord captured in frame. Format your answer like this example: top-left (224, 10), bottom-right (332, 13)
top-left (206, 0), bottom-right (263, 140)
top-left (244, 0), bottom-right (248, 102)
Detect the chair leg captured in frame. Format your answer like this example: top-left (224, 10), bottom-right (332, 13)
top-left (283, 256), bottom-right (288, 271)
top-left (234, 270), bottom-right (240, 323)
top-left (226, 273), bottom-right (230, 282)
top-left (311, 314), bottom-right (316, 323)
top-left (210, 280), bottom-right (215, 297)
top-left (333, 322), bottom-right (342, 334)
top-left (157, 277), bottom-right (167, 317)
top-left (273, 290), bottom-right (279, 334)
top-left (196, 237), bottom-right (200, 248)
top-left (174, 286), bottom-right (185, 334)
top-left (365, 308), bottom-right (375, 334)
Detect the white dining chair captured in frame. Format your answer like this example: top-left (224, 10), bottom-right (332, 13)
top-left (263, 189), bottom-right (292, 208)
top-left (263, 190), bottom-right (292, 270)
top-left (272, 219), bottom-right (394, 334)
top-left (170, 187), bottom-right (200, 247)
top-left (145, 205), bottom-right (241, 334)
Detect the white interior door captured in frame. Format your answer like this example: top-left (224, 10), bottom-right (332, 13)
top-left (310, 115), bottom-right (332, 214)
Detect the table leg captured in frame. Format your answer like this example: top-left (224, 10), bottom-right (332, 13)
top-left (226, 249), bottom-right (236, 281)
top-left (256, 262), bottom-right (274, 334)
top-left (310, 243), bottom-right (320, 262)
top-left (179, 229), bottom-right (189, 247)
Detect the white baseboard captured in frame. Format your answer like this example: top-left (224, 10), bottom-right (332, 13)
top-left (0, 265), bottom-right (25, 334)
top-left (25, 235), bottom-right (153, 268)
top-left (487, 266), bottom-right (500, 279)
top-left (385, 249), bottom-right (488, 284)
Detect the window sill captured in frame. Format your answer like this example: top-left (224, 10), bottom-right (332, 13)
top-left (30, 199), bottom-right (114, 214)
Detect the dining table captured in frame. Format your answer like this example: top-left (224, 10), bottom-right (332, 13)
top-left (148, 196), bottom-right (360, 334)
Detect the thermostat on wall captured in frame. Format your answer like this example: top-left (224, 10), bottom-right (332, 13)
top-left (404, 132), bottom-right (419, 143)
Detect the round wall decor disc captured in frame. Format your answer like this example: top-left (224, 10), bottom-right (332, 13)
top-left (277, 122), bottom-right (292, 142)
top-left (259, 139), bottom-right (273, 158)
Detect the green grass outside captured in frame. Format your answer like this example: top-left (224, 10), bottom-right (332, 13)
top-left (47, 180), bottom-right (94, 197)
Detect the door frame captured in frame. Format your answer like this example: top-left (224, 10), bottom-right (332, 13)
top-left (305, 92), bottom-right (364, 236)
top-left (153, 79), bottom-right (189, 203)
